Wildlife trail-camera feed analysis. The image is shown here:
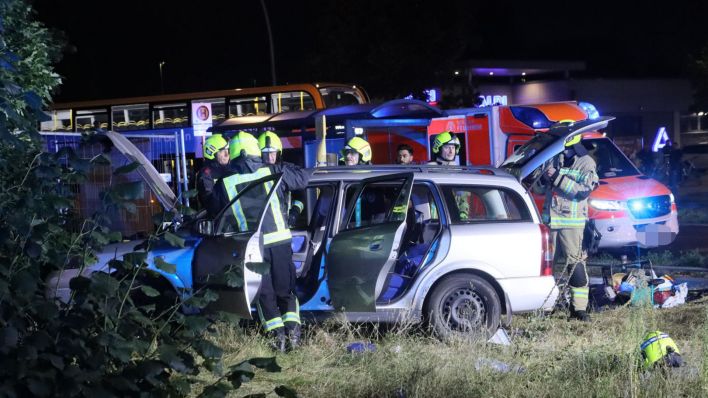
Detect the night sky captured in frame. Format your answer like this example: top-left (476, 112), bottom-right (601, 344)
top-left (34, 0), bottom-right (708, 103)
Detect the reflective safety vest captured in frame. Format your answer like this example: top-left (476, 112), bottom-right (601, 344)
top-left (543, 155), bottom-right (598, 229)
top-left (221, 167), bottom-right (292, 247)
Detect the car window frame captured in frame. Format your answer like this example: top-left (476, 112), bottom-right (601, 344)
top-left (439, 184), bottom-right (533, 224)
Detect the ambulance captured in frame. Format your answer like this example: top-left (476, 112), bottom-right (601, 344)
top-left (425, 102), bottom-right (679, 249)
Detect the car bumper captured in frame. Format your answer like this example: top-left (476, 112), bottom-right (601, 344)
top-left (595, 211), bottom-right (679, 248)
top-left (499, 275), bottom-right (557, 313)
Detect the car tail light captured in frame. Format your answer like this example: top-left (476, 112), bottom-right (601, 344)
top-left (539, 224), bottom-right (553, 276)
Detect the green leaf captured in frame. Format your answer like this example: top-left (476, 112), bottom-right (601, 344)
top-left (184, 189), bottom-right (198, 199)
top-left (199, 382), bottom-right (231, 398)
top-left (140, 285), bottom-right (160, 297)
top-left (194, 340), bottom-right (223, 360)
top-left (248, 357), bottom-right (281, 372)
top-left (243, 394), bottom-right (267, 398)
top-left (245, 262), bottom-right (270, 276)
top-left (274, 385), bottom-right (298, 398)
top-left (90, 230), bottom-right (109, 246)
top-left (69, 275), bottom-right (91, 292)
top-left (114, 181), bottom-right (144, 201)
top-left (154, 256), bottom-right (176, 274)
top-left (124, 251), bottom-right (147, 267)
top-left (225, 269), bottom-right (244, 288)
top-left (27, 378), bottom-right (51, 397)
top-left (106, 231), bottom-right (123, 242)
top-left (164, 231), bottom-right (185, 248)
top-left (113, 161), bottom-right (141, 175)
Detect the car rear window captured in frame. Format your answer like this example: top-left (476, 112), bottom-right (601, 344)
top-left (440, 185), bottom-right (531, 224)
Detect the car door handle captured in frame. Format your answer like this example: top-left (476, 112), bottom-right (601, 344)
top-left (369, 241), bottom-right (382, 251)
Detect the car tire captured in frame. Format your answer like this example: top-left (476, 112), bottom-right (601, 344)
top-left (425, 273), bottom-right (501, 340)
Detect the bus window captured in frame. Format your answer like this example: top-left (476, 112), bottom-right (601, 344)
top-left (153, 103), bottom-right (189, 129)
top-left (41, 109), bottom-right (72, 132)
top-left (75, 108), bottom-right (108, 132)
top-left (229, 96), bottom-right (267, 117)
top-left (318, 86), bottom-right (365, 107)
top-left (270, 91), bottom-right (315, 113)
top-left (112, 104), bottom-right (149, 131)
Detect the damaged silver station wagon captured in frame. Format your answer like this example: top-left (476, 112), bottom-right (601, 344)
top-left (53, 124), bottom-right (620, 338)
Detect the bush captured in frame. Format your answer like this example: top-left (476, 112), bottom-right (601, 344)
top-left (0, 1), bottom-right (293, 396)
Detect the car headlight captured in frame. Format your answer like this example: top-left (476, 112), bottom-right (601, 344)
top-left (589, 199), bottom-right (624, 211)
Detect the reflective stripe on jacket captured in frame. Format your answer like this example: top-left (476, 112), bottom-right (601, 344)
top-left (543, 155), bottom-right (599, 229)
top-left (227, 156), bottom-right (311, 246)
top-left (221, 167), bottom-right (291, 246)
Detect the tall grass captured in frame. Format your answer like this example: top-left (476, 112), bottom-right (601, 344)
top-left (199, 299), bottom-right (708, 397)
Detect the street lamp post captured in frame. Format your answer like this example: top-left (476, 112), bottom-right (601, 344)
top-left (259, 0), bottom-right (276, 86)
top-left (159, 61), bottom-right (166, 94)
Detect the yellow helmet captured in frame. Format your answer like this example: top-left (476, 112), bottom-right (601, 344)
top-left (229, 131), bottom-right (260, 159)
top-left (432, 131), bottom-right (460, 154)
top-left (565, 134), bottom-right (583, 147)
top-left (203, 134), bottom-right (228, 160)
top-left (258, 131), bottom-right (283, 153)
top-left (640, 331), bottom-right (682, 369)
top-left (340, 136), bottom-right (372, 164)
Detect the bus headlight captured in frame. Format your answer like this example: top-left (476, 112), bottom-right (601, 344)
top-left (589, 199), bottom-right (623, 211)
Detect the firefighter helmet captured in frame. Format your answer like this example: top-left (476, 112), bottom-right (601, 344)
top-left (229, 131), bottom-right (260, 159)
top-left (340, 136), bottom-right (372, 164)
top-left (203, 134), bottom-right (228, 160)
top-left (640, 331), bottom-right (682, 369)
top-left (432, 131), bottom-right (460, 154)
top-left (258, 131), bottom-right (283, 153)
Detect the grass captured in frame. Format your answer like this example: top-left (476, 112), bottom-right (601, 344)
top-left (194, 298), bottom-right (708, 397)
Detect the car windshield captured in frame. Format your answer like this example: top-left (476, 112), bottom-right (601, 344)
top-left (586, 138), bottom-right (640, 178)
top-left (502, 133), bottom-right (556, 169)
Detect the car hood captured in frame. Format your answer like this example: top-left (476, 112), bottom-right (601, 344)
top-left (592, 175), bottom-right (672, 201)
top-left (106, 131), bottom-right (178, 211)
top-left (502, 117), bottom-right (615, 182)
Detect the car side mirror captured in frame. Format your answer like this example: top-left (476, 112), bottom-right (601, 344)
top-left (196, 219), bottom-right (214, 236)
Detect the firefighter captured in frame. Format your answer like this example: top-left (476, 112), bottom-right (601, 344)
top-left (428, 132), bottom-right (469, 219)
top-left (257, 130), bottom-right (304, 227)
top-left (339, 136), bottom-right (372, 166)
top-left (226, 131), bottom-right (311, 351)
top-left (196, 134), bottom-right (230, 218)
top-left (543, 133), bottom-right (599, 322)
top-left (258, 130), bottom-right (282, 165)
top-left (641, 331), bottom-right (682, 369)
top-left (428, 131), bottom-right (460, 165)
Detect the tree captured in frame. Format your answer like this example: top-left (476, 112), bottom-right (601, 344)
top-left (0, 1), bottom-right (291, 396)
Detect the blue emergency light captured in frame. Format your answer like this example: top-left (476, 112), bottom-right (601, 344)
top-left (578, 102), bottom-right (600, 120)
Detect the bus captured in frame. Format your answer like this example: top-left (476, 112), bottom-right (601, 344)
top-left (41, 82), bottom-right (369, 134)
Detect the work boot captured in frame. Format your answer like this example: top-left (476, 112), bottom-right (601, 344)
top-left (569, 310), bottom-right (591, 322)
top-left (267, 328), bottom-right (287, 353)
top-left (287, 324), bottom-right (302, 351)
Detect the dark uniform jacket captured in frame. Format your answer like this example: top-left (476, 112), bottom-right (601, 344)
top-left (196, 161), bottom-right (230, 218)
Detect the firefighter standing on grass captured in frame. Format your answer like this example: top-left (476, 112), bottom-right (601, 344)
top-left (196, 134), bottom-right (230, 218)
top-left (225, 131), bottom-right (310, 351)
top-left (543, 133), bottom-right (599, 322)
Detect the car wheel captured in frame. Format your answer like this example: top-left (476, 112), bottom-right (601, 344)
top-left (425, 274), bottom-right (501, 340)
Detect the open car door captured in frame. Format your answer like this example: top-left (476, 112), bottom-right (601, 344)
top-left (501, 117), bottom-right (615, 188)
top-left (192, 172), bottom-right (284, 319)
top-left (326, 173), bottom-right (414, 312)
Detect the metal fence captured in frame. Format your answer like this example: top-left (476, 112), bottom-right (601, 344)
top-left (40, 131), bottom-right (190, 238)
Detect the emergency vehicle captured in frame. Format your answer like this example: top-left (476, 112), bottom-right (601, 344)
top-left (424, 102), bottom-right (679, 249)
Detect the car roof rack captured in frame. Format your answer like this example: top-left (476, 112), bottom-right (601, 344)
top-left (311, 164), bottom-right (510, 177)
